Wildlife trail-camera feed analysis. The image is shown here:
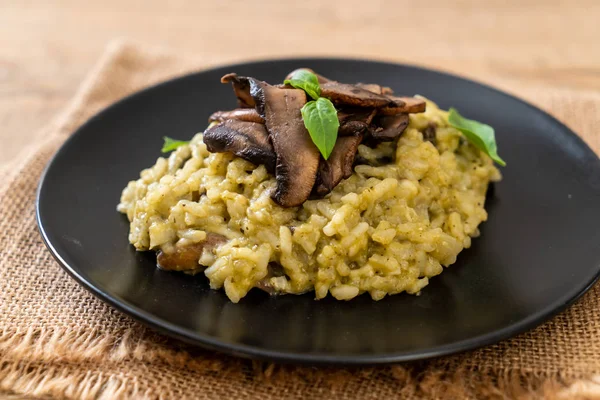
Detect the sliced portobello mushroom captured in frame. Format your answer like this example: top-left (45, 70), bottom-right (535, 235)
top-left (355, 83), bottom-right (383, 94)
top-left (157, 233), bottom-right (227, 271)
top-left (313, 131), bottom-right (365, 196)
top-left (203, 119), bottom-right (276, 172)
top-left (337, 108), bottom-right (377, 126)
top-left (337, 108), bottom-right (375, 137)
top-left (370, 113), bottom-right (410, 141)
top-left (250, 80), bottom-right (320, 207)
top-left (422, 122), bottom-right (437, 145)
top-left (354, 83), bottom-right (393, 95)
top-left (378, 96), bottom-right (426, 115)
top-left (209, 108), bottom-right (265, 124)
top-left (255, 262), bottom-right (286, 295)
top-left (221, 73), bottom-right (255, 108)
top-left (320, 82), bottom-right (395, 108)
top-left (339, 120), bottom-right (369, 137)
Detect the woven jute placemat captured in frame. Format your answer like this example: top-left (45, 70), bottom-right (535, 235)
top-left (1, 41), bottom-right (600, 399)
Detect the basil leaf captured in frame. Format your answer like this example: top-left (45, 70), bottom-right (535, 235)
top-left (284, 70), bottom-right (339, 158)
top-left (161, 136), bottom-right (190, 153)
top-left (284, 69), bottom-right (321, 100)
top-left (301, 98), bottom-right (340, 160)
top-left (448, 108), bottom-right (506, 166)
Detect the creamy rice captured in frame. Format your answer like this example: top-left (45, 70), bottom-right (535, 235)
top-left (118, 99), bottom-right (501, 302)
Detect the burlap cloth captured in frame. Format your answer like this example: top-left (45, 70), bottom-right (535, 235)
top-left (1, 41), bottom-right (600, 400)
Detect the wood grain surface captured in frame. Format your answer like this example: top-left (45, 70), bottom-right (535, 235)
top-left (1, 0), bottom-right (598, 166)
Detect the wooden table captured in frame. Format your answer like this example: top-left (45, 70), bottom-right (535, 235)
top-left (1, 0), bottom-right (598, 167)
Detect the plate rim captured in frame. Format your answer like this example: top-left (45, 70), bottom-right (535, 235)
top-left (36, 57), bottom-right (600, 365)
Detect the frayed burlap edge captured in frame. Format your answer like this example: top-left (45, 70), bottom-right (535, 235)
top-left (2, 39), bottom-right (600, 399)
top-left (0, 326), bottom-right (589, 400)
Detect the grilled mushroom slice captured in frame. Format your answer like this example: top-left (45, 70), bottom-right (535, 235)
top-left (157, 233), bottom-right (227, 271)
top-left (337, 108), bottom-right (377, 126)
top-left (313, 131), bottom-right (365, 196)
top-left (255, 262), bottom-right (286, 295)
top-left (204, 119), bottom-right (276, 172)
top-left (355, 83), bottom-right (393, 95)
top-left (338, 120), bottom-right (368, 137)
top-left (378, 96), bottom-right (426, 115)
top-left (422, 122), bottom-right (437, 145)
top-left (250, 80), bottom-right (320, 207)
top-left (209, 108), bottom-right (264, 124)
top-left (355, 83), bottom-right (383, 94)
top-left (320, 82), bottom-right (395, 108)
top-left (371, 113), bottom-right (410, 141)
top-left (221, 73), bottom-right (255, 108)
top-left (337, 108), bottom-right (376, 136)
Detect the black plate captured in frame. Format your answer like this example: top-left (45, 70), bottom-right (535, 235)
top-left (37, 58), bottom-right (600, 365)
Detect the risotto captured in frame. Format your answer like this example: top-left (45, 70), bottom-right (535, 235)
top-left (118, 96), bottom-right (501, 303)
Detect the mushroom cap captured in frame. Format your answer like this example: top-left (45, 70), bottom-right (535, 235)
top-left (209, 108), bottom-right (265, 124)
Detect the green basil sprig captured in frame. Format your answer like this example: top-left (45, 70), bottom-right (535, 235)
top-left (285, 70), bottom-right (338, 160)
top-left (161, 136), bottom-right (190, 153)
top-left (448, 108), bottom-right (506, 166)
top-left (284, 69), bottom-right (320, 100)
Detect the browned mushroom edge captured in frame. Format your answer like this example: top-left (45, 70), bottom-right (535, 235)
top-left (157, 233), bottom-right (227, 271)
top-left (312, 132), bottom-right (365, 197)
top-left (378, 96), bottom-right (426, 115)
top-left (423, 122), bottom-right (437, 145)
top-left (209, 108), bottom-right (264, 124)
top-left (255, 262), bottom-right (287, 295)
top-left (221, 73), bottom-right (255, 108)
top-left (204, 119), bottom-right (277, 173)
top-left (320, 82), bottom-right (395, 108)
top-left (370, 114), bottom-right (410, 141)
